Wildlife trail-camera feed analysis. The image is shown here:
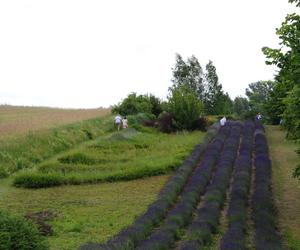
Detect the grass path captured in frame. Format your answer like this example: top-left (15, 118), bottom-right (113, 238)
top-left (266, 125), bottom-right (300, 250)
top-left (0, 175), bottom-right (169, 250)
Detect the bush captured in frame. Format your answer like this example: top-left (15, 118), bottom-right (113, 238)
top-left (167, 85), bottom-right (204, 130)
top-left (191, 117), bottom-right (208, 131)
top-left (157, 112), bottom-right (175, 133)
top-left (112, 93), bottom-right (162, 117)
top-left (0, 210), bottom-right (48, 250)
top-left (0, 166), bottom-right (8, 179)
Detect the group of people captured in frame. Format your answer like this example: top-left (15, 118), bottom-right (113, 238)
top-left (220, 113), bottom-right (262, 127)
top-left (114, 114), bottom-right (128, 131)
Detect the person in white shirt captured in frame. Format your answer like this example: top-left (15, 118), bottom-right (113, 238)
top-left (115, 114), bottom-right (122, 131)
top-left (122, 116), bottom-right (128, 129)
top-left (220, 116), bottom-right (226, 126)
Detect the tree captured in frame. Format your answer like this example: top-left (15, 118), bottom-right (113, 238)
top-left (245, 80), bottom-right (275, 118)
top-left (262, 2), bottom-right (300, 178)
top-left (233, 96), bottom-right (250, 117)
top-left (289, 0), bottom-right (300, 6)
top-left (167, 85), bottom-right (204, 130)
top-left (111, 93), bottom-right (162, 117)
top-left (171, 54), bottom-right (205, 100)
top-left (204, 60), bottom-right (227, 115)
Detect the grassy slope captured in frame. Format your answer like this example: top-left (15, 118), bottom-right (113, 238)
top-left (0, 106), bottom-right (206, 249)
top-left (0, 175), bottom-right (169, 250)
top-left (13, 128), bottom-right (204, 187)
top-left (0, 114), bottom-right (114, 176)
top-left (0, 105), bottom-right (110, 138)
top-left (266, 125), bottom-right (300, 250)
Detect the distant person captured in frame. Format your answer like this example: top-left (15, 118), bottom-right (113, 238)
top-left (220, 116), bottom-right (226, 126)
top-left (256, 113), bottom-right (262, 121)
top-left (115, 114), bottom-right (122, 131)
top-left (122, 116), bottom-right (128, 129)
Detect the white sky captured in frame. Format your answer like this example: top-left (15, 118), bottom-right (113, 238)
top-left (0, 0), bottom-right (299, 108)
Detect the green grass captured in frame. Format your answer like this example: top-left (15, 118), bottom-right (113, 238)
top-left (0, 115), bottom-right (114, 176)
top-left (0, 175), bottom-right (169, 250)
top-left (266, 125), bottom-right (300, 250)
top-left (14, 128), bottom-right (204, 188)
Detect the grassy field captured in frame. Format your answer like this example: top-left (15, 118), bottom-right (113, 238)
top-left (0, 105), bottom-right (206, 249)
top-left (266, 125), bottom-right (300, 250)
top-left (0, 175), bottom-right (169, 250)
top-left (0, 105), bottom-right (110, 138)
top-left (13, 128), bottom-right (204, 188)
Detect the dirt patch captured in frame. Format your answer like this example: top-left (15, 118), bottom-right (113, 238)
top-left (25, 210), bottom-right (58, 236)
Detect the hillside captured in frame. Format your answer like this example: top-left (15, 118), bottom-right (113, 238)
top-left (0, 105), bottom-right (110, 138)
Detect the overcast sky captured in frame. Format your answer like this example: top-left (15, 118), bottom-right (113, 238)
top-left (0, 0), bottom-right (299, 108)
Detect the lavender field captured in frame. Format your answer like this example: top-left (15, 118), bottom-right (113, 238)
top-left (80, 120), bottom-right (284, 250)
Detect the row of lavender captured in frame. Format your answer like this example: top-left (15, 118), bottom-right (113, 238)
top-left (135, 123), bottom-right (232, 249)
top-left (180, 122), bottom-right (243, 250)
top-left (251, 122), bottom-right (283, 250)
top-left (80, 123), bottom-right (221, 250)
top-left (220, 121), bottom-right (255, 250)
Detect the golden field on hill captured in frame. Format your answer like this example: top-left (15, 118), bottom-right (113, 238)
top-left (0, 105), bottom-right (110, 138)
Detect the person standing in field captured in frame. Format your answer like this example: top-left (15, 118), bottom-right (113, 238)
top-left (115, 114), bottom-right (122, 131)
top-left (220, 116), bottom-right (226, 126)
top-left (122, 116), bottom-right (128, 129)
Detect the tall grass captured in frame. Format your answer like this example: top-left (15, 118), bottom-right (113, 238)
top-left (0, 115), bottom-right (113, 177)
top-left (13, 128), bottom-right (204, 188)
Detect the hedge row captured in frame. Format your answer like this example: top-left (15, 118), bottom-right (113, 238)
top-left (220, 121), bottom-right (255, 250)
top-left (79, 123), bottom-right (220, 250)
top-left (180, 122), bottom-right (242, 249)
top-left (251, 121), bottom-right (283, 250)
top-left (134, 123), bottom-right (233, 249)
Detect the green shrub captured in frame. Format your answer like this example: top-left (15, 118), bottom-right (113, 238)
top-left (111, 93), bottom-right (162, 117)
top-left (0, 210), bottom-right (48, 250)
top-left (0, 166), bottom-right (8, 179)
top-left (167, 85), bottom-right (204, 130)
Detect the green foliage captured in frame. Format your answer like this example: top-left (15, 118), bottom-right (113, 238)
top-left (283, 85), bottom-right (300, 139)
top-left (171, 54), bottom-right (205, 100)
top-left (111, 93), bottom-right (162, 117)
top-left (262, 6), bottom-right (300, 178)
top-left (0, 166), bottom-right (9, 178)
top-left (0, 210), bottom-right (48, 249)
top-left (245, 80), bottom-right (275, 120)
top-left (289, 0), bottom-right (300, 6)
top-left (167, 85), bottom-right (204, 130)
top-left (233, 96), bottom-right (250, 118)
top-left (204, 61), bottom-right (232, 115)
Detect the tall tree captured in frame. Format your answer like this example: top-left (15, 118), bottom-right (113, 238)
top-left (245, 80), bottom-right (274, 117)
top-left (233, 96), bottom-right (250, 117)
top-left (204, 60), bottom-right (225, 115)
top-left (171, 54), bottom-right (205, 100)
top-left (263, 0), bottom-right (300, 178)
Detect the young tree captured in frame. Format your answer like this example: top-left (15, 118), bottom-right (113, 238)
top-left (167, 85), bottom-right (204, 130)
top-left (245, 80), bottom-right (274, 117)
top-left (204, 60), bottom-right (226, 115)
top-left (263, 1), bottom-right (300, 178)
top-left (233, 96), bottom-right (250, 117)
top-left (171, 54), bottom-right (205, 100)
